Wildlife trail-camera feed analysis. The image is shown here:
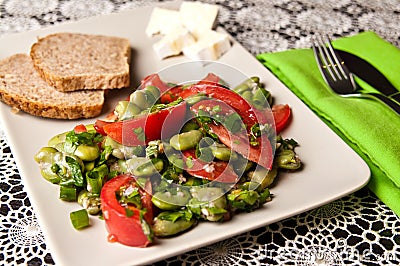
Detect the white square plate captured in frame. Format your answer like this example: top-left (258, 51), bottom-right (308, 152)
top-left (0, 3), bottom-right (370, 266)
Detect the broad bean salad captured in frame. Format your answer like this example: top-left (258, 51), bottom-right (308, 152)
top-left (34, 73), bottom-right (301, 247)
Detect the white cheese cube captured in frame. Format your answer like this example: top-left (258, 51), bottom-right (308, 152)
top-left (153, 26), bottom-right (196, 59)
top-left (145, 7), bottom-right (182, 36)
top-left (179, 1), bottom-right (219, 36)
top-left (182, 30), bottom-right (231, 61)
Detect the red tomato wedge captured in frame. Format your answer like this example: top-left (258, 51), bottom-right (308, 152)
top-left (182, 149), bottom-right (239, 183)
top-left (159, 73), bottom-right (220, 103)
top-left (100, 174), bottom-right (153, 247)
top-left (94, 119), bottom-right (110, 136)
top-left (190, 99), bottom-right (274, 170)
top-left (272, 104), bottom-right (291, 133)
top-left (101, 101), bottom-right (187, 146)
top-left (140, 73), bottom-right (170, 94)
top-left (159, 85), bottom-right (184, 104)
top-left (73, 124), bottom-right (87, 133)
top-left (196, 73), bottom-right (221, 85)
top-left (177, 83), bottom-right (271, 128)
top-left (208, 124), bottom-right (273, 170)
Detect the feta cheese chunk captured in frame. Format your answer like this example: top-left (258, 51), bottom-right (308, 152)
top-left (153, 26), bottom-right (196, 59)
top-left (146, 2), bottom-right (231, 61)
top-left (179, 1), bottom-right (219, 36)
top-left (145, 7), bottom-right (182, 36)
top-left (182, 30), bottom-right (231, 61)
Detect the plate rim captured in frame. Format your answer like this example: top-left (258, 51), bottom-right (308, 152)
top-left (0, 3), bottom-right (370, 266)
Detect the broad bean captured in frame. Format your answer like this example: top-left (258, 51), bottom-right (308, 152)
top-left (212, 146), bottom-right (231, 161)
top-left (47, 132), bottom-right (67, 147)
top-left (145, 85), bottom-right (161, 100)
top-left (275, 150), bottom-right (301, 170)
top-left (77, 190), bottom-right (101, 215)
top-left (170, 130), bottom-right (203, 151)
top-left (153, 211), bottom-right (196, 237)
top-left (104, 136), bottom-right (144, 159)
top-left (115, 101), bottom-right (141, 120)
top-left (233, 76), bottom-right (272, 109)
top-left (233, 77), bottom-right (259, 95)
top-left (152, 188), bottom-right (192, 210)
top-left (184, 94), bottom-right (208, 106)
top-left (180, 121), bottom-right (200, 133)
top-left (34, 147), bottom-right (63, 183)
top-left (127, 157), bottom-right (164, 177)
top-left (188, 187), bottom-right (228, 222)
top-left (247, 166), bottom-right (278, 189)
top-left (74, 144), bottom-right (100, 161)
top-left (240, 90), bottom-right (253, 102)
top-left (227, 189), bottom-right (259, 207)
top-left (84, 161), bottom-right (95, 172)
top-left (129, 90), bottom-right (146, 109)
top-left (34, 147), bottom-right (59, 164)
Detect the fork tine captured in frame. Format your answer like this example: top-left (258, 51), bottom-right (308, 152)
top-left (324, 35), bottom-right (348, 80)
top-left (313, 34), bottom-right (358, 94)
top-left (315, 35), bottom-right (344, 81)
top-left (313, 36), bottom-right (337, 83)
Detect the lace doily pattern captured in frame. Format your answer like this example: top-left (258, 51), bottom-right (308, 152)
top-left (1, 0), bottom-right (400, 265)
top-left (221, 0), bottom-right (400, 54)
top-left (0, 129), bottom-right (54, 265)
top-left (153, 189), bottom-right (400, 266)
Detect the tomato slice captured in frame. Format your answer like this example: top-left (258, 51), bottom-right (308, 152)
top-left (102, 101), bottom-right (187, 146)
top-left (140, 73), bottom-right (170, 94)
top-left (272, 104), bottom-right (291, 133)
top-left (158, 75), bottom-right (273, 131)
top-left (100, 174), bottom-right (153, 247)
top-left (95, 74), bottom-right (170, 134)
top-left (179, 83), bottom-right (272, 128)
top-left (159, 73), bottom-right (221, 103)
top-left (159, 85), bottom-right (184, 104)
top-left (94, 119), bottom-right (110, 136)
top-left (209, 124), bottom-right (273, 170)
top-left (182, 149), bottom-right (239, 183)
top-left (190, 99), bottom-right (274, 170)
top-left (73, 124), bottom-right (87, 133)
top-left (197, 73), bottom-right (221, 85)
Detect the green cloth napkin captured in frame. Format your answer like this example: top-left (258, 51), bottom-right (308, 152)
top-left (257, 31), bottom-right (400, 217)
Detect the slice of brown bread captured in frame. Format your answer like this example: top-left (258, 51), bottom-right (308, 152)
top-left (30, 32), bottom-right (131, 92)
top-left (0, 54), bottom-right (105, 119)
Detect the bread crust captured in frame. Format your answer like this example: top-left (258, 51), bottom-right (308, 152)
top-left (30, 33), bottom-right (131, 92)
top-left (0, 54), bottom-right (105, 119)
top-left (0, 91), bottom-right (103, 119)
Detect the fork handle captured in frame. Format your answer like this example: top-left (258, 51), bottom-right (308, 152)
top-left (368, 93), bottom-right (400, 115)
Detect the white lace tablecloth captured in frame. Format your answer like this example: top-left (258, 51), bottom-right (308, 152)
top-left (1, 0), bottom-right (400, 265)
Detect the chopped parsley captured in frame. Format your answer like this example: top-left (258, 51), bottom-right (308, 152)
top-left (150, 97), bottom-right (183, 113)
top-left (133, 127), bottom-right (146, 142)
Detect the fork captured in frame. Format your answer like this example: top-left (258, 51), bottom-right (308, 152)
top-left (312, 35), bottom-right (400, 114)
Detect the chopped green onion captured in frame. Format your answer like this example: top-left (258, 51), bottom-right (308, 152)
top-left (59, 185), bottom-right (77, 201)
top-left (86, 164), bottom-right (108, 194)
top-left (70, 209), bottom-right (90, 230)
top-left (98, 145), bottom-right (112, 165)
top-left (150, 97), bottom-right (183, 113)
